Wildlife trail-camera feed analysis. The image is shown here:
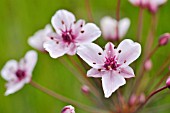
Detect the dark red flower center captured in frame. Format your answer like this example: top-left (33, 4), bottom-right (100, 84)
top-left (104, 56), bottom-right (120, 70)
top-left (62, 31), bottom-right (74, 44)
top-left (15, 69), bottom-right (26, 81)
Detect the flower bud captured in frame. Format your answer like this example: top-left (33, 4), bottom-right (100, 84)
top-left (159, 33), bottom-right (170, 46)
top-left (81, 85), bottom-right (90, 94)
top-left (129, 94), bottom-right (137, 106)
top-left (61, 105), bottom-right (75, 113)
top-left (144, 59), bottom-right (152, 71)
top-left (139, 93), bottom-right (145, 104)
top-left (166, 77), bottom-right (170, 88)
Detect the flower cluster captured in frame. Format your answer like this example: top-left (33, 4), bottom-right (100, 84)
top-left (1, 0), bottom-right (170, 113)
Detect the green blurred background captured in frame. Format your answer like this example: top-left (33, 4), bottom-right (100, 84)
top-left (0, 0), bottom-right (170, 113)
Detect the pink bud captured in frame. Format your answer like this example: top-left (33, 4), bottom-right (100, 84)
top-left (159, 33), bottom-right (170, 46)
top-left (139, 93), bottom-right (145, 104)
top-left (144, 59), bottom-right (152, 71)
top-left (166, 77), bottom-right (170, 88)
top-left (129, 94), bottom-right (137, 106)
top-left (81, 85), bottom-right (90, 94)
top-left (61, 105), bottom-right (75, 113)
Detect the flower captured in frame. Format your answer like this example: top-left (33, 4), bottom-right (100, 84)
top-left (129, 0), bottom-right (167, 13)
top-left (81, 85), bottom-right (90, 94)
top-left (100, 16), bottom-right (130, 41)
top-left (166, 76), bottom-right (170, 88)
top-left (1, 50), bottom-right (37, 95)
top-left (61, 105), bottom-right (75, 113)
top-left (28, 24), bottom-right (53, 52)
top-left (77, 39), bottom-right (141, 98)
top-left (44, 9), bottom-right (101, 58)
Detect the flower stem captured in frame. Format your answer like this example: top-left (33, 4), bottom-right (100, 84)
top-left (136, 7), bottom-right (144, 42)
top-left (29, 80), bottom-right (110, 113)
top-left (134, 86), bottom-right (168, 113)
top-left (116, 0), bottom-right (121, 41)
top-left (85, 0), bottom-right (93, 22)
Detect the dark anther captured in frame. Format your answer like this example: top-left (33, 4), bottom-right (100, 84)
top-left (118, 50), bottom-right (121, 53)
top-left (81, 30), bottom-right (84, 33)
top-left (61, 20), bottom-right (64, 24)
top-left (114, 46), bottom-right (117, 49)
top-left (98, 69), bottom-right (101, 71)
top-left (98, 52), bottom-right (102, 55)
top-left (93, 62), bottom-right (96, 64)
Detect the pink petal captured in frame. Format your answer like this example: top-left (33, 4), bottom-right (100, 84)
top-left (118, 18), bottom-right (130, 38)
top-left (129, 0), bottom-right (140, 6)
top-left (119, 66), bottom-right (135, 78)
top-left (61, 105), bottom-right (75, 113)
top-left (67, 43), bottom-right (77, 55)
top-left (102, 71), bottom-right (126, 98)
top-left (72, 19), bottom-right (85, 37)
top-left (43, 40), bottom-right (68, 58)
top-left (104, 42), bottom-right (117, 58)
top-left (28, 24), bottom-right (53, 51)
top-left (117, 39), bottom-right (141, 67)
top-left (100, 16), bottom-right (117, 40)
top-left (51, 10), bottom-right (75, 34)
top-left (5, 80), bottom-right (25, 96)
top-left (87, 68), bottom-right (104, 78)
top-left (76, 23), bottom-right (101, 44)
top-left (77, 43), bottom-right (104, 68)
top-left (1, 60), bottom-right (18, 81)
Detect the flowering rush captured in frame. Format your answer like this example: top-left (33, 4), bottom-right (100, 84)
top-left (100, 16), bottom-right (130, 41)
top-left (61, 105), bottom-right (75, 113)
top-left (43, 9), bottom-right (101, 58)
top-left (1, 50), bottom-right (37, 95)
top-left (77, 39), bottom-right (141, 98)
top-left (28, 24), bottom-right (53, 52)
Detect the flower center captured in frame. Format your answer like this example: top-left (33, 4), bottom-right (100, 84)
top-left (104, 56), bottom-right (120, 70)
top-left (15, 69), bottom-right (26, 81)
top-left (62, 31), bottom-right (74, 43)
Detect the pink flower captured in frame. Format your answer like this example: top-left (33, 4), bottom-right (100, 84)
top-left (77, 39), bottom-right (141, 98)
top-left (129, 0), bottom-right (167, 13)
top-left (61, 105), bottom-right (75, 113)
top-left (166, 76), bottom-right (170, 88)
top-left (1, 50), bottom-right (37, 95)
top-left (44, 10), bottom-right (101, 58)
top-left (100, 16), bottom-right (130, 41)
top-left (159, 33), bottom-right (170, 46)
top-left (28, 24), bottom-right (53, 52)
top-left (147, 0), bottom-right (167, 13)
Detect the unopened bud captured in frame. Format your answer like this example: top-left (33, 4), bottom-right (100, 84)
top-left (144, 59), bottom-right (152, 71)
top-left (81, 85), bottom-right (90, 94)
top-left (166, 77), bottom-right (170, 88)
top-left (139, 93), bottom-right (145, 104)
top-left (159, 33), bottom-right (170, 46)
top-left (129, 94), bottom-right (137, 106)
top-left (61, 105), bottom-right (75, 113)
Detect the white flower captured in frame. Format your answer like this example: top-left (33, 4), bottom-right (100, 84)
top-left (28, 24), bottom-right (53, 52)
top-left (100, 16), bottom-right (130, 41)
top-left (1, 50), bottom-right (37, 95)
top-left (61, 105), bottom-right (75, 113)
top-left (44, 9), bottom-right (101, 58)
top-left (77, 39), bottom-right (141, 98)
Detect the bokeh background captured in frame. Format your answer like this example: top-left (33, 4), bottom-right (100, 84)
top-left (0, 0), bottom-right (170, 113)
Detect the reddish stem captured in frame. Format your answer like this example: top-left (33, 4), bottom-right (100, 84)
top-left (85, 0), bottom-right (93, 22)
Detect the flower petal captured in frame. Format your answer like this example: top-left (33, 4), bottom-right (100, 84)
top-left (120, 66), bottom-right (135, 78)
top-left (76, 23), bottom-right (101, 44)
top-left (117, 39), bottom-right (141, 67)
top-left (72, 19), bottom-right (85, 37)
top-left (100, 16), bottom-right (117, 40)
top-left (102, 71), bottom-right (126, 98)
top-left (1, 60), bottom-right (18, 81)
top-left (43, 40), bottom-right (68, 58)
top-left (5, 81), bottom-right (25, 96)
top-left (51, 10), bottom-right (75, 34)
top-left (104, 42), bottom-right (117, 58)
top-left (77, 43), bottom-right (104, 68)
top-left (28, 24), bottom-right (53, 51)
top-left (87, 68), bottom-right (104, 78)
top-left (129, 0), bottom-right (140, 6)
top-left (118, 18), bottom-right (130, 38)
top-left (67, 43), bottom-right (77, 55)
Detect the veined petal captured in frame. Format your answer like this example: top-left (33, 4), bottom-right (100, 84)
top-left (87, 68), bottom-right (105, 78)
top-left (117, 39), bottom-right (141, 67)
top-left (5, 80), bottom-right (25, 96)
top-left (67, 43), bottom-right (77, 55)
top-left (23, 50), bottom-right (37, 82)
top-left (51, 10), bottom-right (75, 33)
top-left (104, 42), bottom-right (117, 58)
top-left (43, 40), bottom-right (68, 58)
top-left (76, 23), bottom-right (101, 44)
top-left (77, 43), bottom-right (104, 68)
top-left (102, 71), bottom-right (126, 98)
top-left (72, 19), bottom-right (85, 37)
top-left (100, 16), bottom-right (117, 40)
top-left (1, 60), bottom-right (18, 81)
top-left (28, 24), bottom-right (53, 51)
top-left (118, 18), bottom-right (130, 38)
top-left (120, 66), bottom-right (135, 78)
